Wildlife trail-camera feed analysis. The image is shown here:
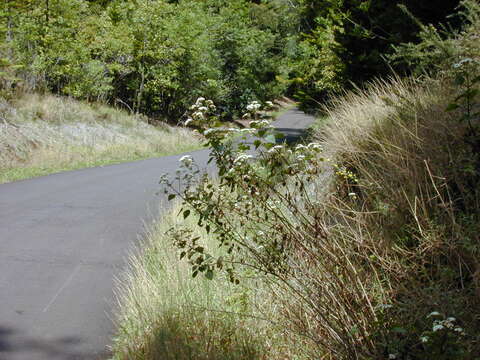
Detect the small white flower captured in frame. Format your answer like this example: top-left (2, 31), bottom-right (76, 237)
top-left (267, 145), bottom-right (284, 153)
top-left (420, 336), bottom-right (429, 343)
top-left (427, 311), bottom-right (441, 318)
top-left (295, 144), bottom-right (306, 151)
top-left (204, 129), bottom-right (214, 136)
top-left (234, 154), bottom-right (253, 164)
top-left (240, 128), bottom-right (255, 134)
top-left (196, 97), bottom-right (205, 104)
top-left (389, 354), bottom-right (397, 359)
top-left (198, 106), bottom-right (208, 112)
top-left (454, 327), bottom-right (464, 333)
top-left (446, 317), bottom-right (456, 323)
top-left (184, 119), bottom-right (193, 126)
top-left (192, 111), bottom-right (205, 120)
top-left (307, 143), bottom-right (323, 151)
top-left (179, 155), bottom-right (193, 167)
top-left (432, 324), bottom-right (444, 332)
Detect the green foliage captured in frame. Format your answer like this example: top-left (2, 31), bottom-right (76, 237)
top-left (2, 0), bottom-right (468, 116)
top-left (161, 98), bottom-right (325, 283)
top-left (290, 0), bottom-right (461, 107)
top-left (2, 0), bottom-right (299, 120)
top-left (391, 0), bottom-right (480, 76)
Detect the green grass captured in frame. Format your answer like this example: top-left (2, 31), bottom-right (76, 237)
top-left (111, 202), bottom-right (299, 360)
top-left (0, 144), bottom-right (200, 184)
top-left (0, 93), bottom-right (203, 183)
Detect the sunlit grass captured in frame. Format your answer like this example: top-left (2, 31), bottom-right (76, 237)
top-left (111, 202), bottom-right (299, 360)
top-left (0, 93), bottom-right (202, 183)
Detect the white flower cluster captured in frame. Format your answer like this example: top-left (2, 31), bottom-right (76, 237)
top-left (295, 143), bottom-right (323, 152)
top-left (185, 97), bottom-right (216, 126)
top-left (427, 312), bottom-right (466, 336)
top-left (250, 119), bottom-right (271, 129)
top-left (179, 155), bottom-right (194, 167)
top-left (246, 100), bottom-right (261, 112)
top-left (240, 128), bottom-right (256, 134)
top-left (233, 154), bottom-right (253, 165)
top-left (267, 145), bottom-right (284, 154)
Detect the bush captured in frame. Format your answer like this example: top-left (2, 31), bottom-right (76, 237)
top-left (1, 0), bottom-right (299, 121)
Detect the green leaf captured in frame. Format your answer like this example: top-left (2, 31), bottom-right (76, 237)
top-left (454, 74), bottom-right (466, 86)
top-left (183, 209), bottom-right (191, 219)
top-left (391, 326), bottom-right (407, 334)
top-left (274, 132), bottom-right (285, 140)
top-left (205, 269), bottom-right (214, 280)
top-left (265, 134), bottom-right (276, 143)
top-left (168, 194), bottom-right (176, 201)
top-left (445, 103), bottom-right (460, 112)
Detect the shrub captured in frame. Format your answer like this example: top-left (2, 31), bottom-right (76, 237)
top-left (160, 66), bottom-right (480, 358)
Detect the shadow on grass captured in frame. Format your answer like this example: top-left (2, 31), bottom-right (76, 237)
top-left (118, 310), bottom-right (267, 360)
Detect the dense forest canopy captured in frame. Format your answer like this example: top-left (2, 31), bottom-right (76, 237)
top-left (1, 0), bottom-right (461, 119)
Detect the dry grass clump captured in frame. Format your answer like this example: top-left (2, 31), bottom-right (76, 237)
top-left (291, 76), bottom-right (480, 357)
top-left (0, 93), bottom-right (201, 183)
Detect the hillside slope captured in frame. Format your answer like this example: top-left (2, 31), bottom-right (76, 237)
top-left (0, 93), bottom-right (201, 183)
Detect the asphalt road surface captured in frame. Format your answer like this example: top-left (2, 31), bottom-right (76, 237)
top-left (0, 108), bottom-right (316, 360)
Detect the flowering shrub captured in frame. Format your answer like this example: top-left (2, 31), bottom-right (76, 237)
top-left (380, 310), bottom-right (469, 360)
top-left (161, 98), bottom-right (325, 282)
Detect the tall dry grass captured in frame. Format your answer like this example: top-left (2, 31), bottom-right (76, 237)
top-left (0, 93), bottom-right (202, 183)
top-left (280, 76), bottom-right (480, 357)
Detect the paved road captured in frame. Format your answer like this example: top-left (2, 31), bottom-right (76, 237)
top-left (0, 108), bottom-right (316, 360)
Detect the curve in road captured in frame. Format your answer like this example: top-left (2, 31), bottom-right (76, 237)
top-left (0, 108), bottom-right (316, 360)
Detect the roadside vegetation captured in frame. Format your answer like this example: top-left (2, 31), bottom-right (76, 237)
top-left (2, 0), bottom-right (459, 119)
top-left (112, 1), bottom-right (480, 359)
top-left (0, 93), bottom-right (201, 183)
top-left (0, 0), bottom-right (463, 181)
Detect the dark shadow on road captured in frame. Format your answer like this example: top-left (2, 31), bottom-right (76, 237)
top-left (0, 325), bottom-right (110, 360)
top-left (274, 127), bottom-right (310, 144)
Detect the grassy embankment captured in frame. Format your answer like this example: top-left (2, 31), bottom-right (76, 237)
top-left (112, 4), bottom-right (480, 356)
top-left (0, 93), bottom-right (202, 183)
top-left (112, 73), bottom-right (480, 359)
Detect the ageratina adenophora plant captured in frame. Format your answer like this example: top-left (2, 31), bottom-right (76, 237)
top-left (159, 98), bottom-right (327, 283)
